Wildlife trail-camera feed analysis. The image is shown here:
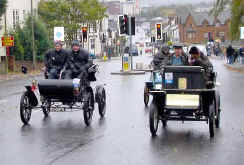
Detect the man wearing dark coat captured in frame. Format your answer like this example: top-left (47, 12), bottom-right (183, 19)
top-left (63, 40), bottom-right (92, 81)
top-left (44, 41), bottom-right (68, 79)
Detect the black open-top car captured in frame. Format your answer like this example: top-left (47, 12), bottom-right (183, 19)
top-left (19, 64), bottom-right (106, 126)
top-left (147, 66), bottom-right (221, 137)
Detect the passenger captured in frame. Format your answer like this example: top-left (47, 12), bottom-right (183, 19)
top-left (44, 41), bottom-right (68, 79)
top-left (63, 40), bottom-right (92, 84)
top-left (168, 44), bottom-right (188, 66)
top-left (189, 46), bottom-right (213, 84)
top-left (151, 45), bottom-right (170, 70)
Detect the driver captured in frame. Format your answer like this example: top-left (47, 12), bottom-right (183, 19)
top-left (169, 43), bottom-right (188, 66)
top-left (63, 40), bottom-right (92, 83)
top-left (44, 41), bottom-right (68, 79)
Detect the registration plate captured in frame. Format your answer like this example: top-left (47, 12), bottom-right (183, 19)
top-left (166, 94), bottom-right (200, 107)
top-left (178, 78), bottom-right (187, 89)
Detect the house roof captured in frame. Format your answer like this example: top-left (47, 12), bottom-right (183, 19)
top-left (176, 9), bottom-right (231, 26)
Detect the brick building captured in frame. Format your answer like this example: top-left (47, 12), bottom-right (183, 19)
top-left (164, 10), bottom-right (231, 44)
top-left (179, 11), bottom-right (231, 44)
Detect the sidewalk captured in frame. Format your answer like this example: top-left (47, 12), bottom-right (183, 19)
top-left (0, 71), bottom-right (42, 83)
top-left (224, 63), bottom-right (244, 74)
top-left (209, 55), bottom-right (244, 74)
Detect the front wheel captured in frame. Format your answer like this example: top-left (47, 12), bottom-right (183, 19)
top-left (20, 92), bottom-right (32, 125)
top-left (144, 86), bottom-right (149, 106)
top-left (42, 99), bottom-right (51, 117)
top-left (209, 110), bottom-right (215, 138)
top-left (83, 89), bottom-right (94, 126)
top-left (98, 89), bottom-right (106, 118)
top-left (149, 102), bottom-right (159, 136)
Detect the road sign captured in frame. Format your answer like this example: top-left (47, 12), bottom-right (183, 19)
top-left (1, 36), bottom-right (14, 47)
top-left (240, 27), bottom-right (244, 39)
top-left (54, 27), bottom-right (64, 41)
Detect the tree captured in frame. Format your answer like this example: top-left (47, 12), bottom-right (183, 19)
top-left (211, 0), bottom-right (244, 40)
top-left (11, 15), bottom-right (51, 61)
top-left (0, 0), bottom-right (7, 17)
top-left (38, 0), bottom-right (107, 45)
top-left (211, 0), bottom-right (231, 17)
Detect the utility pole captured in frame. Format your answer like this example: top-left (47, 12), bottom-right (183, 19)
top-left (129, 16), bottom-right (133, 70)
top-left (4, 11), bottom-right (8, 74)
top-left (31, 0), bottom-right (36, 70)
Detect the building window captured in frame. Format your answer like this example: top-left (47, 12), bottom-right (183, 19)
top-left (219, 32), bottom-right (225, 37)
top-left (204, 32), bottom-right (208, 39)
top-left (13, 9), bottom-right (19, 29)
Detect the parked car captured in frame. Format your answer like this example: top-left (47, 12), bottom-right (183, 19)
top-left (131, 47), bottom-right (139, 56)
top-left (89, 53), bottom-right (96, 59)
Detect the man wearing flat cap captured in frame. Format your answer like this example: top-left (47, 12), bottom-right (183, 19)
top-left (44, 41), bottom-right (68, 79)
top-left (168, 43), bottom-right (188, 66)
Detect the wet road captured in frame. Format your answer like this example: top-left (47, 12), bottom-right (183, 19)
top-left (0, 56), bottom-right (244, 165)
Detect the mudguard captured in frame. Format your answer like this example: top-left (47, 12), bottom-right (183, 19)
top-left (95, 85), bottom-right (105, 103)
top-left (24, 86), bottom-right (38, 107)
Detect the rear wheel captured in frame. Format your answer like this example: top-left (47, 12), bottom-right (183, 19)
top-left (20, 92), bottom-right (32, 125)
top-left (98, 89), bottom-right (106, 118)
top-left (83, 90), bottom-right (94, 126)
top-left (215, 95), bottom-right (221, 128)
top-left (209, 109), bottom-right (215, 138)
top-left (162, 120), bottom-right (167, 128)
top-left (149, 101), bottom-right (159, 136)
top-left (42, 99), bottom-right (51, 117)
top-left (144, 86), bottom-right (149, 106)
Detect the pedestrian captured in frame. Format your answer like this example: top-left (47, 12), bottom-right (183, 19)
top-left (239, 45), bottom-right (244, 64)
top-left (233, 49), bottom-right (238, 63)
top-left (226, 45), bottom-right (235, 64)
top-left (44, 41), bottom-right (68, 79)
top-left (63, 40), bottom-right (92, 83)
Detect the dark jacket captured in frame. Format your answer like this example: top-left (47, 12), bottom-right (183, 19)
top-left (191, 52), bottom-right (213, 82)
top-left (168, 53), bottom-right (189, 66)
top-left (226, 46), bottom-right (235, 57)
top-left (65, 49), bottom-right (91, 74)
top-left (152, 51), bottom-right (171, 70)
top-left (44, 49), bottom-right (68, 71)
top-left (192, 52), bottom-right (212, 71)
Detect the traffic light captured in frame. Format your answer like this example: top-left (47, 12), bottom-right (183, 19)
top-left (82, 27), bottom-right (88, 42)
top-left (131, 16), bottom-right (135, 35)
top-left (151, 36), bottom-right (155, 43)
top-left (119, 15), bottom-right (129, 35)
top-left (156, 23), bottom-right (162, 40)
top-left (124, 15), bottom-right (129, 35)
top-left (119, 15), bottom-right (126, 35)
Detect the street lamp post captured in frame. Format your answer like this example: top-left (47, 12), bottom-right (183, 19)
top-left (31, 0), bottom-right (36, 70)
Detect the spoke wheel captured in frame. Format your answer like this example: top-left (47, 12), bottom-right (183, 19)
top-left (98, 89), bottom-right (106, 118)
top-left (144, 87), bottom-right (149, 106)
top-left (83, 90), bottom-right (94, 126)
top-left (20, 93), bottom-right (32, 125)
top-left (42, 100), bottom-right (51, 117)
top-left (149, 102), bottom-right (159, 136)
top-left (209, 109), bottom-right (215, 138)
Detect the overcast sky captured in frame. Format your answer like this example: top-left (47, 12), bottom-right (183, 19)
top-left (140, 0), bottom-right (215, 7)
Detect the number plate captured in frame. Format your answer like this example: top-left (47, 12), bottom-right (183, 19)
top-left (178, 78), bottom-right (187, 89)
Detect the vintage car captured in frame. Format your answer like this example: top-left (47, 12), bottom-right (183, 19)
top-left (19, 65), bottom-right (106, 126)
top-left (147, 66), bottom-right (221, 137)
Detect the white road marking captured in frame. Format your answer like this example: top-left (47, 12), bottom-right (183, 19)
top-left (0, 99), bottom-right (7, 105)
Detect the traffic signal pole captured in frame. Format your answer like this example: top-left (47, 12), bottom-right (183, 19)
top-left (129, 17), bottom-right (133, 70)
